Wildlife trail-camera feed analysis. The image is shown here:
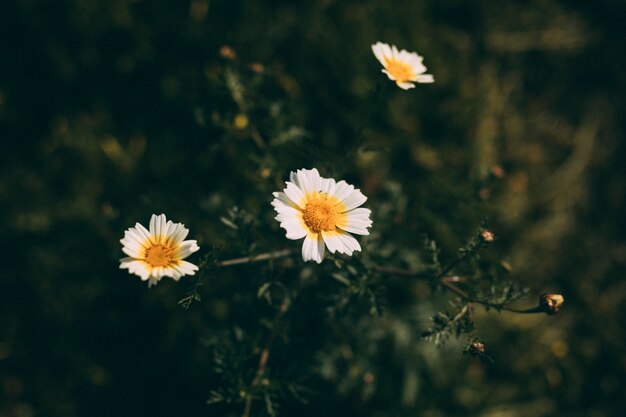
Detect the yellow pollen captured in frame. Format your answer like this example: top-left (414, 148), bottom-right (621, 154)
top-left (145, 244), bottom-right (174, 267)
top-left (385, 59), bottom-right (414, 82)
top-left (302, 199), bottom-right (339, 233)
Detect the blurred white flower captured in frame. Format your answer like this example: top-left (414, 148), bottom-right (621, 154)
top-left (272, 168), bottom-right (373, 263)
top-left (371, 41), bottom-right (434, 89)
top-left (119, 214), bottom-right (200, 287)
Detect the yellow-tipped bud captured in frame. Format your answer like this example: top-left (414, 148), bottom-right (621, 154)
top-left (540, 293), bottom-right (564, 315)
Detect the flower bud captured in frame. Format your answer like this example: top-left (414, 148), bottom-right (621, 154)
top-left (540, 293), bottom-right (564, 315)
top-left (219, 45), bottom-right (237, 60)
top-left (468, 342), bottom-right (485, 356)
top-left (481, 230), bottom-right (495, 242)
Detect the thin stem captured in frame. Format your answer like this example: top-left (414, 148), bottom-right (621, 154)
top-left (371, 265), bottom-right (430, 278)
top-left (218, 248), bottom-right (297, 267)
top-left (438, 251), bottom-right (472, 278)
top-left (374, 262), bottom-right (542, 314)
top-left (440, 280), bottom-right (539, 314)
top-left (241, 298), bottom-right (290, 417)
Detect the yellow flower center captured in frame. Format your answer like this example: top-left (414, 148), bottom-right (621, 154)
top-left (145, 243), bottom-right (174, 267)
top-left (302, 198), bottom-right (340, 233)
top-left (385, 59), bottom-right (414, 82)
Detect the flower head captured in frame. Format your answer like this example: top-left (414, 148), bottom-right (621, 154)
top-left (540, 293), bottom-right (565, 315)
top-left (119, 214), bottom-right (200, 287)
top-left (481, 229), bottom-right (495, 242)
top-left (272, 168), bottom-right (373, 263)
top-left (371, 41), bottom-right (434, 90)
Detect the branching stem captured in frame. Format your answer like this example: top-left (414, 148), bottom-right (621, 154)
top-left (218, 248), bottom-right (297, 267)
top-left (218, 248), bottom-right (542, 314)
top-left (375, 258), bottom-right (543, 314)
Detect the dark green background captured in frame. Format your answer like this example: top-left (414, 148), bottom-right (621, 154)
top-left (1, 0), bottom-right (625, 416)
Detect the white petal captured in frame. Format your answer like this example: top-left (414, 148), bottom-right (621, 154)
top-left (275, 212), bottom-right (297, 222)
top-left (273, 204), bottom-right (301, 216)
top-left (302, 234), bottom-right (324, 263)
top-left (339, 189), bottom-right (367, 211)
top-left (320, 177), bottom-right (336, 195)
top-left (321, 230), bottom-right (346, 254)
top-left (119, 256), bottom-right (135, 266)
top-left (332, 180), bottom-right (355, 203)
top-left (336, 231), bottom-right (361, 254)
top-left (293, 168), bottom-right (320, 193)
top-left (134, 223), bottom-right (152, 242)
top-left (150, 267), bottom-right (163, 279)
top-left (305, 168), bottom-right (322, 192)
top-left (170, 223), bottom-right (190, 244)
top-left (295, 169), bottom-right (310, 193)
top-left (159, 215), bottom-right (168, 241)
top-left (280, 220), bottom-right (308, 240)
top-left (177, 240), bottom-right (200, 258)
top-left (284, 182), bottom-right (306, 209)
top-left (382, 69), bottom-right (397, 81)
top-left (345, 207), bottom-right (371, 220)
top-left (414, 74), bottom-right (434, 83)
top-left (123, 229), bottom-right (146, 247)
top-left (122, 243), bottom-right (144, 258)
top-left (372, 42), bottom-right (387, 66)
top-left (163, 220), bottom-right (173, 239)
top-left (120, 236), bottom-right (144, 250)
top-left (325, 230), bottom-right (360, 255)
top-left (149, 214), bottom-right (159, 236)
top-left (275, 206), bottom-right (303, 223)
top-left (169, 267), bottom-right (183, 280)
top-left (397, 81), bottom-right (416, 90)
top-left (178, 260), bottom-right (199, 275)
top-left (289, 170), bottom-right (301, 189)
top-left (272, 191), bottom-right (296, 208)
top-left (120, 259), bottom-right (151, 280)
top-left (381, 43), bottom-right (393, 61)
top-left (338, 209), bottom-right (372, 235)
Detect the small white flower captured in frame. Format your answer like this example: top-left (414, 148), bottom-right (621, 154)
top-left (371, 41), bottom-right (434, 90)
top-left (272, 168), bottom-right (373, 264)
top-left (119, 214), bottom-right (200, 287)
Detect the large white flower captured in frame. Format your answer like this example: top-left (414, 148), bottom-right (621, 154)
top-left (272, 168), bottom-right (373, 264)
top-left (119, 213), bottom-right (200, 287)
top-left (371, 41), bottom-right (434, 90)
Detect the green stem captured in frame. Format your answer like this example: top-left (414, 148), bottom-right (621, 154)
top-left (218, 248), bottom-right (297, 267)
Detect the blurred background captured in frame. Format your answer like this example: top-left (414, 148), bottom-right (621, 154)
top-left (1, 0), bottom-right (625, 416)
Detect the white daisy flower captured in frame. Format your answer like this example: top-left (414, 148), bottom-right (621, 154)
top-left (371, 41), bottom-right (434, 90)
top-left (272, 168), bottom-right (373, 264)
top-left (119, 213), bottom-right (200, 287)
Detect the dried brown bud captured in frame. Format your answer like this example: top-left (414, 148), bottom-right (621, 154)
top-left (490, 165), bottom-right (505, 179)
top-left (219, 45), bottom-right (237, 60)
top-left (481, 230), bottom-right (495, 242)
top-left (540, 293), bottom-right (564, 315)
top-left (362, 372), bottom-right (375, 384)
top-left (478, 188), bottom-right (491, 200)
top-left (467, 342), bottom-right (485, 357)
top-left (249, 63), bottom-right (265, 73)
